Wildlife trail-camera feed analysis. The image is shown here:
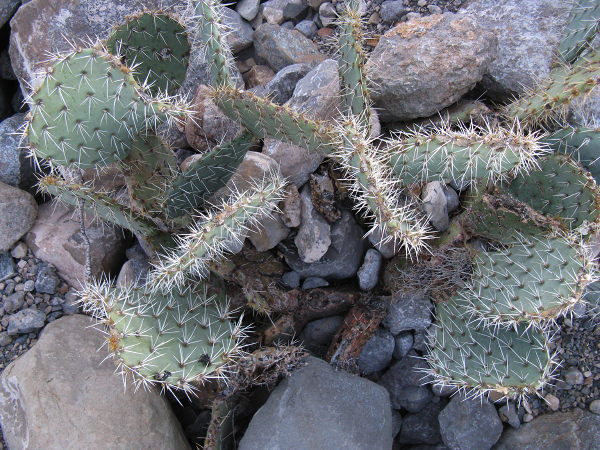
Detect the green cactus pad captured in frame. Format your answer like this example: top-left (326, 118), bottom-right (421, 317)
top-left (82, 283), bottom-right (243, 391)
top-left (426, 296), bottom-right (554, 399)
top-left (508, 153), bottom-right (600, 229)
top-left (212, 87), bottom-right (338, 155)
top-left (503, 47), bottom-right (600, 127)
top-left (166, 131), bottom-right (258, 219)
top-left (26, 48), bottom-right (160, 168)
top-left (106, 12), bottom-right (190, 96)
top-left (388, 124), bottom-right (547, 186)
top-left (558, 0), bottom-right (600, 64)
top-left (544, 127), bottom-right (600, 184)
top-left (463, 234), bottom-right (593, 325)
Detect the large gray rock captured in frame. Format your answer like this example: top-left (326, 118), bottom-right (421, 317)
top-left (0, 0), bottom-right (19, 28)
top-left (239, 356), bottom-right (393, 450)
top-left (0, 113), bottom-right (38, 193)
top-left (494, 408), bottom-right (600, 450)
top-left (438, 394), bottom-right (503, 450)
top-left (253, 23), bottom-right (325, 72)
top-left (379, 352), bottom-right (434, 412)
top-left (383, 291), bottom-right (433, 335)
top-left (282, 209), bottom-right (368, 280)
top-left (0, 181), bottom-right (37, 252)
top-left (367, 13), bottom-right (497, 121)
top-left (25, 200), bottom-right (126, 288)
top-left (263, 59), bottom-right (340, 187)
top-left (221, 7), bottom-right (254, 53)
top-left (460, 0), bottom-right (571, 98)
top-left (9, 0), bottom-right (187, 93)
top-left (0, 314), bottom-right (190, 450)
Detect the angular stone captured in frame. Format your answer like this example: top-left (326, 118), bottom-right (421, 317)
top-left (295, 19), bottom-right (318, 38)
top-left (367, 13), bottom-right (497, 121)
top-left (357, 327), bottom-right (395, 375)
top-left (319, 2), bottom-right (336, 26)
top-left (116, 258), bottom-right (150, 288)
top-left (247, 214), bottom-right (290, 252)
top-left (0, 181), bottom-right (37, 252)
top-left (34, 263), bottom-right (59, 295)
top-left (438, 394), bottom-right (503, 450)
top-left (281, 184), bottom-right (302, 227)
top-left (7, 308), bottom-right (45, 335)
top-left (0, 0), bottom-right (19, 28)
top-left (282, 209), bottom-right (367, 280)
top-left (4, 291), bottom-right (24, 314)
top-left (253, 23), bottom-right (325, 72)
top-left (262, 63), bottom-right (311, 105)
top-left (236, 0), bottom-right (260, 21)
top-left (295, 184), bottom-right (331, 263)
top-left (0, 113), bottom-right (38, 193)
top-left (379, 352), bottom-right (434, 411)
top-left (393, 331), bottom-right (414, 359)
top-left (357, 248), bottom-right (383, 291)
top-left (263, 59), bottom-right (340, 187)
top-left (239, 356), bottom-right (393, 450)
top-left (0, 315), bottom-right (190, 449)
top-left (380, 0), bottom-right (407, 23)
top-left (221, 7), bottom-right (254, 53)
top-left (383, 291), bottom-right (432, 335)
top-left (460, 0), bottom-right (570, 98)
top-left (243, 64), bottom-right (276, 88)
top-left (0, 252), bottom-right (15, 281)
top-left (25, 200), bottom-right (126, 289)
top-left (499, 402), bottom-right (521, 429)
top-left (495, 408), bottom-right (600, 450)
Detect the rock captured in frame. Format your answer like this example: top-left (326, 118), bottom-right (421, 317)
top-left (9, 0), bottom-right (185, 92)
top-left (399, 403), bottom-right (443, 445)
top-left (10, 242), bottom-right (27, 259)
top-left (0, 315), bottom-right (190, 449)
top-left (236, 0), bottom-right (260, 21)
top-left (357, 327), bottom-right (395, 375)
top-left (309, 172), bottom-right (340, 223)
top-left (25, 200), bottom-right (126, 289)
top-left (261, 2), bottom-right (284, 25)
top-left (262, 63), bottom-right (311, 105)
top-left (0, 252), bottom-right (15, 281)
top-left (61, 292), bottom-right (79, 315)
top-left (590, 400), bottom-right (600, 415)
top-left (392, 410), bottom-right (403, 438)
top-left (282, 209), bottom-right (367, 280)
top-left (253, 23), bottom-right (326, 72)
top-left (221, 7), bottom-right (254, 54)
top-left (213, 151), bottom-right (279, 201)
top-left (7, 308), bottom-right (45, 335)
top-left (0, 182), bottom-right (37, 252)
top-left (281, 184), bottom-right (302, 227)
top-left (295, 19), bottom-right (318, 38)
top-left (300, 316), bottom-right (344, 355)
top-left (308, 0), bottom-right (328, 8)
top-left (422, 181), bottom-right (450, 231)
top-left (295, 184), bottom-right (331, 263)
top-left (499, 402), bottom-right (521, 429)
top-left (357, 249), bottom-right (383, 291)
top-left (0, 113), bottom-right (37, 193)
top-left (283, 0), bottom-right (308, 21)
top-left (459, 0), bottom-right (570, 98)
top-left (4, 292), bottom-right (24, 314)
top-left (444, 185), bottom-right (460, 213)
top-left (380, 0), bottom-right (406, 23)
top-left (367, 13), bottom-right (497, 121)
top-left (0, 332), bottom-right (11, 347)
top-left (545, 393), bottom-right (560, 411)
top-left (393, 331), bottom-right (414, 359)
top-left (34, 263), bottom-right (59, 295)
top-left (238, 356), bottom-right (393, 450)
top-left (302, 276), bottom-right (329, 290)
top-left (243, 64), bottom-right (276, 88)
top-left (263, 59), bottom-right (340, 186)
top-left (319, 2), bottom-right (336, 27)
top-left (379, 352), bottom-right (434, 412)
top-left (185, 84), bottom-right (241, 152)
top-left (438, 394), bottom-right (503, 450)
top-left (564, 366), bottom-right (584, 385)
top-left (383, 291), bottom-right (432, 335)
top-left (116, 258), bottom-right (150, 288)
top-left (281, 271), bottom-right (301, 289)
top-left (495, 408), bottom-right (600, 450)
top-left (23, 280), bottom-right (34, 292)
top-left (247, 214), bottom-right (290, 252)
top-left (0, 0), bottom-right (19, 28)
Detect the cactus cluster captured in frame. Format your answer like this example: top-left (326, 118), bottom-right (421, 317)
top-left (22, 0), bottom-right (600, 403)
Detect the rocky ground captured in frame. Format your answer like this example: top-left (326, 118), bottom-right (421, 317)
top-left (0, 0), bottom-right (598, 449)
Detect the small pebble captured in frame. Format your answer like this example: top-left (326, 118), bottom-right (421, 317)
top-left (589, 399), bottom-right (600, 415)
top-left (545, 393), bottom-right (560, 411)
top-left (302, 277), bottom-right (329, 290)
top-left (564, 367), bottom-right (584, 385)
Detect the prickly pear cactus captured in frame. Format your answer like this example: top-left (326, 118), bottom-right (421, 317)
top-left (558, 0), bottom-right (600, 64)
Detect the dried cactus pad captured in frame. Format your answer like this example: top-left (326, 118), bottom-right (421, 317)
top-left (508, 153), bottom-right (600, 229)
top-left (463, 234), bottom-right (593, 325)
top-left (106, 12), bottom-right (190, 96)
top-left (26, 48), bottom-right (157, 168)
top-left (426, 296), bottom-right (553, 399)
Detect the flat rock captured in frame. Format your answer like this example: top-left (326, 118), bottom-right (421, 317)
top-left (239, 356), bottom-right (393, 450)
top-left (367, 13), bottom-right (497, 121)
top-left (495, 408), bottom-right (600, 450)
top-left (0, 314), bottom-right (190, 449)
top-left (438, 394), bottom-right (503, 450)
top-left (460, 0), bottom-right (570, 98)
top-left (7, 308), bottom-right (45, 335)
top-left (0, 181), bottom-right (37, 252)
top-left (383, 291), bottom-right (432, 335)
top-left (0, 252), bottom-right (15, 280)
top-left (25, 200), bottom-right (126, 288)
top-left (221, 7), bottom-right (254, 53)
top-left (0, 113), bottom-right (38, 193)
top-left (263, 59), bottom-right (340, 187)
top-left (253, 23), bottom-right (325, 72)
top-left (357, 327), bottom-right (395, 375)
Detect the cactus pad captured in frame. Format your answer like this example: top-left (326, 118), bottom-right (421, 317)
top-left (544, 127), bottom-right (600, 184)
top-left (80, 282), bottom-right (244, 391)
top-left (508, 153), bottom-right (600, 229)
top-left (462, 234), bottom-right (594, 325)
top-left (426, 296), bottom-right (554, 399)
top-left (26, 48), bottom-right (159, 168)
top-left (106, 12), bottom-right (190, 96)
top-left (558, 0), bottom-right (600, 64)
